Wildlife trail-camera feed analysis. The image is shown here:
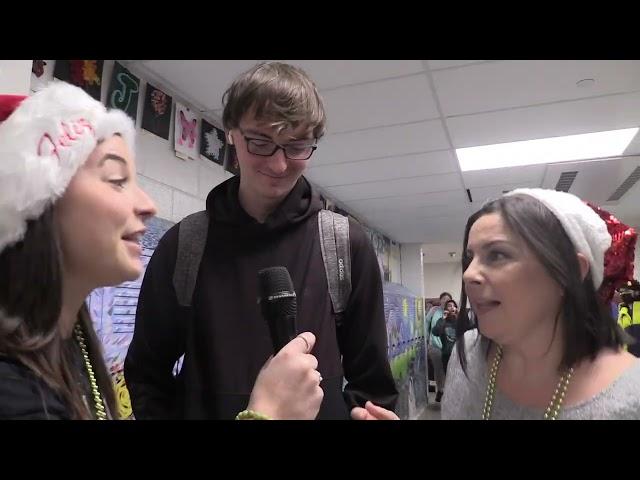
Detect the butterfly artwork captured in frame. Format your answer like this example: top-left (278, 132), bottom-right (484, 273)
top-left (174, 102), bottom-right (199, 160)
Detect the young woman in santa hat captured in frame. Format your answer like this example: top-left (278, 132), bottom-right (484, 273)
top-left (0, 82), bottom-right (322, 420)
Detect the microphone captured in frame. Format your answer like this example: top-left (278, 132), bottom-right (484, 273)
top-left (257, 266), bottom-right (297, 353)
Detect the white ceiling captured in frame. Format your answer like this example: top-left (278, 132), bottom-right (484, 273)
top-left (128, 60), bottom-right (640, 260)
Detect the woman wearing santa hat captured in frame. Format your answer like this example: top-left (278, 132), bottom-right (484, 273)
top-left (353, 189), bottom-right (640, 420)
top-left (0, 82), bottom-right (323, 420)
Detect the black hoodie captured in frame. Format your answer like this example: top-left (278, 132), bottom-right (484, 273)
top-left (124, 175), bottom-right (398, 419)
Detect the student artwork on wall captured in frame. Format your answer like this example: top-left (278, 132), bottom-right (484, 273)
top-left (200, 119), bottom-right (226, 166)
top-left (142, 83), bottom-right (172, 140)
top-left (364, 226), bottom-right (392, 282)
top-left (53, 60), bottom-right (104, 100)
top-left (174, 102), bottom-right (200, 160)
top-left (334, 206), bottom-right (350, 217)
top-left (383, 282), bottom-right (427, 419)
top-left (30, 60), bottom-right (55, 93)
top-left (107, 62), bottom-right (140, 123)
top-left (88, 216), bottom-right (175, 420)
top-left (224, 143), bottom-right (240, 176)
top-left (321, 195), bottom-right (354, 221)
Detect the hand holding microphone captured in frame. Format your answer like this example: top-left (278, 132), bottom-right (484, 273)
top-left (248, 332), bottom-right (324, 420)
top-left (246, 266), bottom-right (323, 419)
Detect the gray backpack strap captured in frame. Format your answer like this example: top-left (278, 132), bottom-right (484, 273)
top-left (173, 210), bottom-right (210, 307)
top-left (318, 210), bottom-right (352, 320)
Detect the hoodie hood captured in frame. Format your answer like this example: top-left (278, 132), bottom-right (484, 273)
top-left (205, 175), bottom-right (323, 236)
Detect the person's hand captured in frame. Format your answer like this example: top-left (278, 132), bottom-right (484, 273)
top-left (247, 332), bottom-right (323, 420)
top-left (351, 401), bottom-right (400, 420)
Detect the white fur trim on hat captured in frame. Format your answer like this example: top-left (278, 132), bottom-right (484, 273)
top-left (0, 81), bottom-right (136, 253)
top-left (504, 188), bottom-right (612, 289)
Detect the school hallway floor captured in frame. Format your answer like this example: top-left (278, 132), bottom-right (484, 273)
top-left (417, 390), bottom-right (442, 420)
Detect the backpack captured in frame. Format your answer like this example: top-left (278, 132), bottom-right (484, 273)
top-left (172, 209), bottom-right (352, 326)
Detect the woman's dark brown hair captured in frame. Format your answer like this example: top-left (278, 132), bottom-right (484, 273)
top-left (0, 207), bottom-right (116, 419)
top-left (456, 194), bottom-right (627, 374)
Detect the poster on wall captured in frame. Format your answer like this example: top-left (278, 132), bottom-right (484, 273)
top-left (142, 83), bottom-right (172, 140)
top-left (30, 60), bottom-right (55, 93)
top-left (223, 142), bottom-right (240, 176)
top-left (53, 60), bottom-right (103, 100)
top-left (200, 119), bottom-right (226, 166)
top-left (107, 62), bottom-right (140, 123)
top-left (383, 282), bottom-right (427, 419)
top-left (364, 226), bottom-right (391, 282)
top-left (87, 216), bottom-right (175, 419)
top-left (334, 206), bottom-right (350, 217)
top-left (321, 196), bottom-right (352, 219)
top-left (174, 102), bottom-right (200, 161)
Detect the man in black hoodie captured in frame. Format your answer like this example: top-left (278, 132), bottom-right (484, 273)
top-left (124, 62), bottom-right (398, 419)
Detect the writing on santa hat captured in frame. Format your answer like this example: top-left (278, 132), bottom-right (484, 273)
top-left (37, 118), bottom-right (94, 160)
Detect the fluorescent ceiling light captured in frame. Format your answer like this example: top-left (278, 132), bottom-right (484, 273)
top-left (456, 127), bottom-right (639, 172)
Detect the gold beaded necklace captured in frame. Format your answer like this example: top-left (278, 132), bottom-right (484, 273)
top-left (482, 345), bottom-right (574, 420)
top-left (73, 324), bottom-right (107, 420)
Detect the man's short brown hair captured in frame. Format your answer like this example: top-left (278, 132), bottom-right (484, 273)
top-left (222, 62), bottom-right (326, 140)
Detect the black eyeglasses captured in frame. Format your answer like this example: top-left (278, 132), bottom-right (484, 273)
top-left (238, 128), bottom-right (317, 160)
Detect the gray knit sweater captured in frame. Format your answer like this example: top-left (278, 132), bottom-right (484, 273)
top-left (442, 330), bottom-right (640, 420)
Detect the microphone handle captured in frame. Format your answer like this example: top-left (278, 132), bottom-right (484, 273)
top-left (268, 314), bottom-right (297, 353)
top-left (261, 297), bottom-right (297, 353)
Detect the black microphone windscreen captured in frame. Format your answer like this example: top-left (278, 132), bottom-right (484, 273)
top-left (257, 266), bottom-right (297, 353)
top-left (258, 266), bottom-right (294, 299)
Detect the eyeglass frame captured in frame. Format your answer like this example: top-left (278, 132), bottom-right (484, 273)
top-left (237, 127), bottom-right (318, 160)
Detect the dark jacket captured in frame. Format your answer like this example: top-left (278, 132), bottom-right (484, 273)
top-left (125, 176), bottom-right (398, 419)
top-left (0, 356), bottom-right (69, 419)
top-left (433, 316), bottom-right (457, 358)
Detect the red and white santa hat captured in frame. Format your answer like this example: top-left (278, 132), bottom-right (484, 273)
top-left (0, 81), bottom-right (136, 253)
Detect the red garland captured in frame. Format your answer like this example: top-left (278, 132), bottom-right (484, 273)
top-left (586, 202), bottom-right (637, 304)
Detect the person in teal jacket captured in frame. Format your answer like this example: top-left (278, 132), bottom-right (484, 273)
top-left (426, 292), bottom-right (452, 402)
